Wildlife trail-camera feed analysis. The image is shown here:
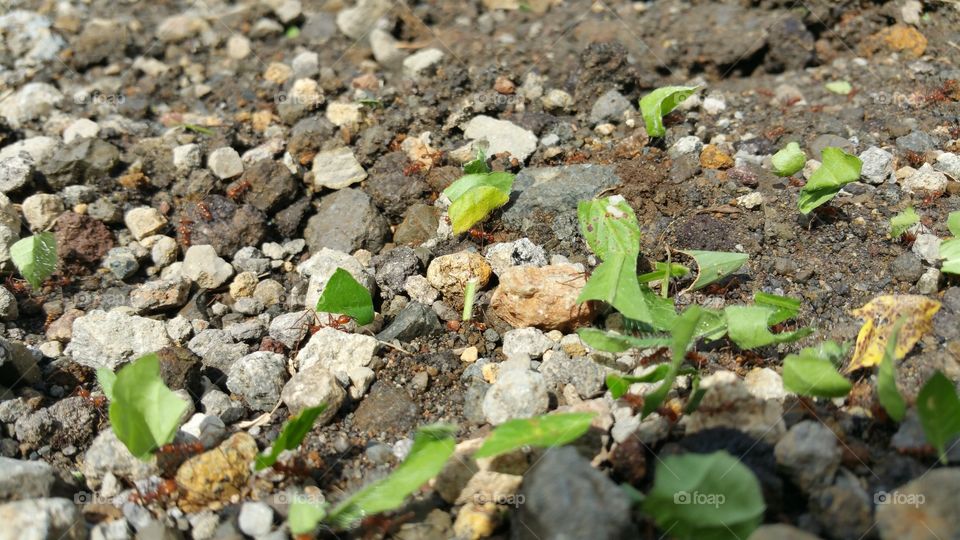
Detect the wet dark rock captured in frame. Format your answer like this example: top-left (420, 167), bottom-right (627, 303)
top-left (54, 212), bottom-right (116, 273)
top-left (303, 188), bottom-right (389, 254)
top-left (39, 138), bottom-right (120, 190)
top-left (288, 115), bottom-right (336, 166)
top-left (373, 246), bottom-right (421, 298)
top-left (176, 196), bottom-right (268, 256)
top-left (352, 382), bottom-right (420, 435)
top-left (274, 197), bottom-right (311, 239)
top-left (513, 447), bottom-right (636, 540)
top-left (229, 159), bottom-right (298, 212)
top-left (394, 204), bottom-right (440, 246)
top-left (376, 302), bottom-right (441, 342)
top-left (365, 152), bottom-right (428, 219)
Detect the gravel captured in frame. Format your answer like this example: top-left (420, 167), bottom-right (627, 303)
top-left (226, 351), bottom-right (288, 412)
top-left (64, 309), bottom-right (173, 370)
top-left (481, 367), bottom-right (549, 425)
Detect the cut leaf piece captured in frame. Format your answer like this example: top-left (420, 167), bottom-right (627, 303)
top-left (463, 147), bottom-right (490, 175)
top-left (782, 342), bottom-right (852, 398)
top-left (606, 366), bottom-right (671, 399)
top-left (10, 232), bottom-right (58, 289)
top-left (643, 451), bottom-right (765, 540)
top-left (448, 185), bottom-right (510, 234)
top-left (847, 295), bottom-right (940, 372)
top-left (637, 262), bottom-right (691, 284)
top-left (877, 320), bottom-right (907, 422)
top-left (798, 147), bottom-right (862, 214)
top-left (890, 207), bottom-right (919, 239)
top-left (642, 306), bottom-right (702, 418)
top-left (948, 211), bottom-right (960, 237)
top-left (577, 197), bottom-right (641, 261)
top-left (442, 172), bottom-right (514, 203)
top-left (825, 81), bottom-right (852, 95)
top-left (577, 328), bottom-right (670, 354)
top-left (754, 292), bottom-right (802, 326)
top-left (771, 142), bottom-right (806, 177)
top-left (725, 305), bottom-right (813, 349)
top-left (680, 250), bottom-right (748, 292)
top-left (326, 424), bottom-right (456, 528)
top-left (255, 405), bottom-right (328, 471)
top-left (289, 499), bottom-right (328, 535)
top-left (96, 368), bottom-right (116, 401)
top-left (107, 353), bottom-right (189, 460)
top-left (473, 413), bottom-right (596, 458)
top-left (315, 268), bottom-right (374, 325)
top-left (941, 238), bottom-right (960, 275)
top-left (916, 371), bottom-right (960, 464)
top-left (639, 85), bottom-right (700, 138)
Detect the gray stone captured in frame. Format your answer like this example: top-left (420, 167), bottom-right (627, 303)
top-left (376, 302), bottom-right (441, 342)
top-left (896, 131), bottom-right (936, 153)
top-left (268, 311), bottom-right (313, 348)
top-left (935, 152), bottom-right (960, 179)
top-left (876, 468), bottom-right (960, 540)
top-left (858, 146), bottom-right (895, 184)
top-left (463, 115), bottom-right (537, 162)
top-left (482, 369), bottom-right (549, 425)
top-left (0, 154), bottom-right (34, 193)
top-left (0, 498), bottom-right (85, 540)
top-left (0, 457), bottom-right (55, 501)
top-left (238, 501), bottom-right (273, 537)
top-left (83, 428), bottom-right (159, 488)
top-left (502, 327), bottom-right (554, 360)
top-left (539, 352), bottom-right (606, 399)
top-left (124, 207), bottom-right (167, 241)
top-left (0, 11), bottom-right (65, 67)
top-left (226, 352), bottom-right (288, 412)
top-left (484, 238), bottom-right (547, 277)
top-left (901, 164), bottom-right (948, 194)
top-left (130, 278), bottom-right (190, 312)
top-left (0, 286), bottom-right (17, 321)
top-left (810, 134), bottom-right (855, 160)
top-left (296, 327), bottom-right (378, 385)
top-left (303, 188), bottom-right (389, 254)
top-left (207, 147), bottom-right (243, 179)
top-left (0, 82), bottom-right (63, 128)
top-left (774, 420), bottom-right (841, 492)
top-left (352, 382), bottom-right (420, 434)
top-left (336, 0), bottom-right (390, 40)
top-left (310, 147), bottom-right (367, 190)
top-left (201, 388), bottom-right (246, 424)
top-left (183, 245), bottom-right (234, 289)
top-left (369, 28), bottom-right (405, 67)
top-left (403, 48), bottom-right (444, 76)
top-left (65, 309), bottom-right (172, 370)
top-left (0, 337), bottom-right (40, 387)
top-left (187, 329), bottom-right (250, 374)
top-left (501, 165), bottom-right (621, 230)
top-left (102, 247), bottom-right (139, 280)
top-left (590, 89), bottom-right (632, 124)
top-left (39, 137), bottom-right (120, 190)
top-left (514, 447), bottom-right (636, 540)
top-left (298, 248), bottom-right (375, 309)
top-left (373, 246), bottom-right (421, 298)
top-left (912, 233), bottom-right (942, 265)
top-left (22, 193), bottom-right (63, 231)
top-left (889, 252), bottom-right (924, 283)
top-left (917, 267), bottom-right (941, 294)
top-left (809, 470), bottom-right (872, 539)
top-left (225, 318), bottom-right (266, 342)
top-left (281, 364), bottom-right (344, 421)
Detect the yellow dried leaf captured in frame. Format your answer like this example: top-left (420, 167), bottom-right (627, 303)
top-left (846, 295), bottom-right (940, 372)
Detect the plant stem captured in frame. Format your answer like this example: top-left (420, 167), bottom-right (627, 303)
top-left (462, 279), bottom-right (478, 321)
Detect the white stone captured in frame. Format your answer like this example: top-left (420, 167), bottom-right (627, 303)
top-left (370, 28), bottom-right (405, 67)
top-left (226, 35), bottom-right (251, 59)
top-left (859, 146), bottom-right (895, 184)
top-left (180, 413), bottom-right (226, 449)
top-left (62, 118), bottom-right (99, 143)
top-left (901, 164), bottom-right (948, 194)
top-left (21, 193), bottom-right (63, 231)
top-left (124, 207), bottom-right (167, 240)
top-left (325, 102), bottom-right (362, 127)
top-left (917, 267), bottom-right (941, 294)
top-left (182, 245), bottom-right (234, 288)
top-left (935, 152), bottom-right (960, 179)
top-left (541, 89), bottom-right (574, 111)
top-left (702, 96), bottom-right (727, 115)
top-left (238, 501), bottom-right (274, 537)
top-left (281, 364), bottom-right (345, 420)
top-left (173, 143), bottom-right (201, 171)
top-left (0, 154), bottom-right (33, 194)
top-left (291, 51), bottom-right (320, 77)
top-left (403, 48), bottom-right (444, 76)
top-left (0, 136), bottom-right (58, 163)
top-left (336, 0), bottom-right (390, 40)
top-left (463, 115), bottom-right (538, 162)
top-left (0, 82), bottom-right (63, 128)
top-left (296, 327), bottom-right (378, 385)
top-left (502, 327), bottom-right (555, 360)
top-left (207, 147), bottom-right (244, 179)
top-left (736, 192), bottom-right (764, 210)
top-left (150, 235), bottom-right (179, 267)
top-left (309, 147), bottom-right (367, 191)
top-left (667, 136), bottom-right (703, 158)
top-left (64, 309), bottom-right (173, 370)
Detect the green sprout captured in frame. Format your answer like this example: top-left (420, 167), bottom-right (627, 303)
top-left (10, 232), bottom-right (57, 289)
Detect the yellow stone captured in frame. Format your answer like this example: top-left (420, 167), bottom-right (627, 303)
top-left (700, 144), bottom-right (734, 170)
top-left (175, 432), bottom-right (258, 512)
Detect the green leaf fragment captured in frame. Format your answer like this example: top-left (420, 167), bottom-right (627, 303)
top-left (326, 424), bottom-right (457, 528)
top-left (877, 320), bottom-right (906, 422)
top-left (753, 292), bottom-right (802, 326)
top-left (681, 250), bottom-right (748, 292)
top-left (642, 306), bottom-right (702, 418)
top-left (255, 405), bottom-right (328, 471)
top-left (771, 141), bottom-right (806, 177)
top-left (442, 172), bottom-right (514, 203)
top-left (289, 499), bottom-right (328, 535)
top-left (643, 451), bottom-right (765, 540)
top-left (798, 147), bottom-right (862, 214)
top-left (782, 342), bottom-right (852, 398)
top-left (639, 85), bottom-right (700, 138)
top-left (889, 207), bottom-right (919, 239)
top-left (448, 185), bottom-right (510, 234)
top-left (725, 305), bottom-right (813, 349)
top-left (315, 268), bottom-right (374, 325)
top-left (10, 232), bottom-right (58, 289)
top-left (638, 262), bottom-right (691, 284)
top-left (463, 147), bottom-right (490, 175)
top-left (96, 368), bottom-right (116, 401)
top-left (825, 81), bottom-right (852, 95)
top-left (577, 197), bottom-right (642, 261)
top-left (916, 371), bottom-right (960, 464)
top-left (606, 366), bottom-right (671, 399)
top-left (108, 353), bottom-right (189, 460)
top-left (473, 413), bottom-right (596, 458)
top-left (577, 327), bottom-right (670, 354)
top-left (948, 211), bottom-right (960, 237)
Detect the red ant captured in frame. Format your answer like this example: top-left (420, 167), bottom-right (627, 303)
top-left (73, 387), bottom-right (108, 410)
top-left (226, 180), bottom-right (251, 201)
top-left (129, 478), bottom-right (179, 506)
top-left (177, 217), bottom-right (194, 247)
top-left (196, 202), bottom-right (213, 222)
top-left (307, 314), bottom-right (352, 334)
top-left (638, 347), bottom-right (669, 367)
top-left (468, 228), bottom-right (495, 243)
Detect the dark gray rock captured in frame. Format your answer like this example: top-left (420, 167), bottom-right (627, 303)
top-left (764, 16), bottom-right (814, 72)
top-left (896, 131), bottom-right (937, 154)
top-left (513, 447), bottom-right (636, 540)
top-left (809, 134), bottom-right (855, 161)
top-left (304, 188), bottom-right (389, 254)
top-left (175, 196), bottom-right (268, 257)
top-left (39, 138), bottom-right (120, 190)
top-left (539, 352), bottom-right (606, 399)
top-left (376, 302), bottom-right (441, 342)
top-left (373, 246), bottom-right (421, 298)
top-left (394, 203), bottom-right (440, 246)
top-left (501, 165), bottom-right (620, 231)
top-left (889, 252), bottom-right (924, 283)
top-left (589, 89), bottom-right (632, 124)
top-left (365, 152), bottom-right (429, 219)
top-left (352, 382), bottom-right (420, 435)
top-left (0, 457), bottom-right (56, 501)
top-left (809, 471), bottom-right (872, 540)
top-left (229, 159), bottom-right (298, 212)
